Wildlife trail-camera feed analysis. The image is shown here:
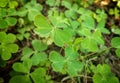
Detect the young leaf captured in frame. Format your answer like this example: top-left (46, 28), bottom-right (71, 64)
top-left (34, 14), bottom-right (52, 37)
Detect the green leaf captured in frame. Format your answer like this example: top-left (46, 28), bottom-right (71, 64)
top-left (67, 61), bottom-right (83, 77)
top-left (97, 19), bottom-right (110, 34)
top-left (0, 8), bottom-right (6, 18)
top-left (65, 47), bottom-right (79, 60)
top-left (62, 1), bottom-right (71, 9)
top-left (6, 44), bottom-right (18, 53)
top-left (21, 47), bottom-right (33, 60)
top-left (15, 8), bottom-right (27, 17)
top-left (0, 19), bottom-right (8, 29)
top-left (93, 64), bottom-right (119, 83)
top-left (81, 38), bottom-right (98, 52)
top-left (48, 14), bottom-right (68, 28)
top-left (31, 52), bottom-right (47, 65)
top-left (13, 59), bottom-right (32, 73)
top-left (28, 10), bottom-right (40, 21)
top-left (115, 48), bottom-right (120, 58)
top-left (52, 29), bottom-right (72, 46)
top-left (78, 28), bottom-right (91, 37)
top-left (65, 47), bottom-right (84, 76)
top-left (0, 32), bottom-right (6, 43)
top-left (1, 48), bottom-right (11, 60)
top-left (3, 33), bottom-right (16, 43)
top-left (12, 62), bottom-right (29, 73)
top-left (0, 0), bottom-right (8, 7)
top-left (46, 0), bottom-right (55, 6)
top-left (13, 62), bottom-right (29, 73)
top-left (111, 37), bottom-right (120, 48)
top-left (49, 51), bottom-right (65, 72)
top-left (9, 75), bottom-right (32, 83)
top-left (5, 17), bottom-right (17, 26)
top-left (81, 14), bottom-right (95, 29)
top-left (111, 27), bottom-right (120, 35)
top-left (34, 14), bottom-right (52, 37)
top-left (25, 0), bottom-right (43, 12)
top-left (30, 68), bottom-right (46, 83)
top-left (32, 39), bottom-right (47, 51)
top-left (92, 29), bottom-right (104, 45)
top-left (8, 1), bottom-right (18, 8)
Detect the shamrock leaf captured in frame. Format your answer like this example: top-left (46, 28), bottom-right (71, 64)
top-left (93, 64), bottom-right (119, 83)
top-left (65, 47), bottom-right (84, 76)
top-left (81, 37), bottom-right (98, 52)
top-left (49, 47), bottom-right (84, 77)
top-left (30, 68), bottom-right (46, 83)
top-left (81, 14), bottom-right (95, 30)
top-left (34, 14), bottom-right (53, 37)
top-left (12, 59), bottom-right (32, 73)
top-left (32, 39), bottom-right (47, 51)
top-left (52, 29), bottom-right (72, 46)
top-left (0, 32), bottom-right (18, 60)
top-left (49, 51), bottom-right (65, 72)
top-left (31, 52), bottom-right (47, 65)
top-left (21, 47), bottom-right (33, 60)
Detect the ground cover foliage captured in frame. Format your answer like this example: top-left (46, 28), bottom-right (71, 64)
top-left (0, 0), bottom-right (120, 83)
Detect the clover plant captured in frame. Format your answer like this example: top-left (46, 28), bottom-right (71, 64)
top-left (111, 37), bottom-right (120, 58)
top-left (0, 0), bottom-right (120, 83)
top-left (9, 39), bottom-right (52, 83)
top-left (49, 47), bottom-right (84, 77)
top-left (34, 14), bottom-right (72, 47)
top-left (0, 0), bottom-right (18, 29)
top-left (0, 32), bottom-right (18, 60)
top-left (92, 64), bottom-right (119, 83)
top-left (10, 59), bottom-right (53, 83)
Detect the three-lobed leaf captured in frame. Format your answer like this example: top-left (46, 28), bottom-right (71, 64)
top-left (93, 64), bottom-right (119, 83)
top-left (30, 68), bottom-right (46, 83)
top-left (34, 14), bottom-right (52, 37)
